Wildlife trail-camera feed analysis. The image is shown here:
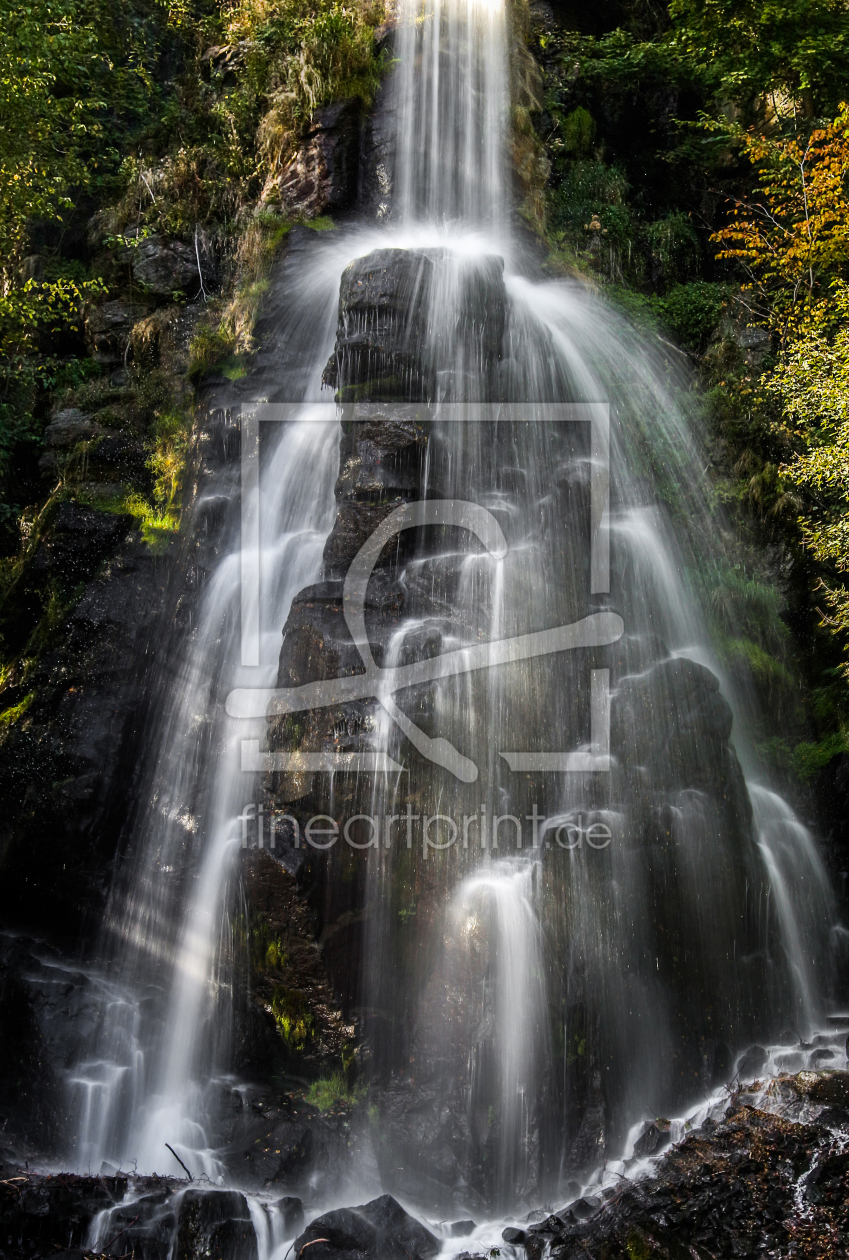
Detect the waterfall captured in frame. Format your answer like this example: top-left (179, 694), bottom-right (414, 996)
top-left (66, 0), bottom-right (839, 1219)
top-left (68, 264), bottom-right (343, 1173)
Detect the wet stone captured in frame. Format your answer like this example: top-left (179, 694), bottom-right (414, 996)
top-left (448, 1220), bottom-right (476, 1237)
top-left (502, 1227), bottom-right (527, 1244)
top-left (737, 1045), bottom-right (769, 1079)
top-left (633, 1122), bottom-right (672, 1159)
top-left (293, 1195), bottom-right (439, 1260)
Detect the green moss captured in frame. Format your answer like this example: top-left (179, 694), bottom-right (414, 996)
top-left (271, 986), bottom-right (314, 1050)
top-left (626, 1231), bottom-right (654, 1260)
top-left (306, 1070), bottom-right (365, 1112)
top-left (0, 692), bottom-right (34, 729)
top-left (721, 637), bottom-right (795, 690)
top-left (791, 734), bottom-right (849, 782)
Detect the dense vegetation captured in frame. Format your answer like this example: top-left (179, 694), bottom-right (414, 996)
top-left (532, 0), bottom-right (849, 785)
top-left (0, 0), bottom-right (383, 690)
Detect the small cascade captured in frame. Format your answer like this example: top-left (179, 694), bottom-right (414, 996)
top-left (452, 859), bottom-right (548, 1208)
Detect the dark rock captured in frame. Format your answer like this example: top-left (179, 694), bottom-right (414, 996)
top-left (632, 1121), bottom-right (672, 1159)
top-left (131, 233), bottom-right (201, 299)
top-left (130, 304), bottom-right (205, 373)
top-left (358, 78), bottom-right (396, 220)
top-left (737, 1045), bottom-right (768, 1080)
top-left (322, 496), bottom-right (409, 573)
top-left (502, 1227), bottom-right (527, 1244)
top-left (175, 1188), bottom-right (258, 1260)
top-left (88, 432), bottom-right (149, 483)
top-left (85, 298), bottom-right (150, 362)
top-left (794, 1069), bottom-right (849, 1106)
top-left (612, 655), bottom-right (738, 795)
top-left (562, 1197), bottom-right (600, 1221)
top-left (42, 409), bottom-right (100, 449)
top-left (273, 1196), bottom-right (305, 1236)
top-left (0, 1172), bottom-right (129, 1260)
top-left (0, 955), bottom-right (62, 1150)
top-left (331, 248), bottom-right (506, 402)
top-left (232, 1119), bottom-right (313, 1187)
top-left (30, 502), bottom-right (131, 585)
top-left (38, 410), bottom-right (105, 477)
top-left (293, 1195), bottom-right (439, 1260)
top-left (527, 1214), bottom-right (565, 1236)
top-left (817, 1106), bottom-right (849, 1129)
top-left (268, 100), bottom-right (361, 219)
top-left (449, 1220), bottom-right (476, 1237)
top-left (0, 537), bottom-right (169, 939)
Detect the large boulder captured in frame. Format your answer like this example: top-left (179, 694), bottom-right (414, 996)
top-left (131, 233), bottom-right (201, 300)
top-left (174, 1188), bottom-right (258, 1260)
top-left (611, 655), bottom-right (739, 796)
top-left (292, 1195), bottom-right (439, 1260)
top-left (327, 247), bottom-right (506, 402)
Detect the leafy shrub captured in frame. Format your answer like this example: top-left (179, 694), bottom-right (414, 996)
top-left (562, 106), bottom-right (595, 156)
top-left (646, 212), bottom-right (700, 288)
top-left (659, 282), bottom-right (727, 353)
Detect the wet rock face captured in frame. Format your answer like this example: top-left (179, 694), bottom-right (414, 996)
top-left (30, 502), bottom-right (131, 582)
top-left (321, 405), bottom-right (427, 574)
top-left (499, 1084), bottom-right (849, 1260)
top-left (0, 1172), bottom-right (266, 1260)
top-left (0, 535), bottom-right (167, 940)
top-left (293, 1194), bottom-right (439, 1260)
top-left (0, 1171), bottom-right (131, 1260)
top-left (267, 100), bottom-right (361, 219)
top-left (175, 1188), bottom-right (258, 1260)
top-left (612, 656), bottom-right (737, 795)
top-left (327, 247), bottom-right (507, 401)
top-left (0, 951), bottom-right (62, 1153)
top-left (261, 244), bottom-right (778, 1207)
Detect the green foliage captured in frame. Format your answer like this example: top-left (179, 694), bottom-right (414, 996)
top-left (0, 0), bottom-right (103, 261)
top-left (667, 0), bottom-right (849, 115)
top-left (271, 986), bottom-right (313, 1050)
top-left (646, 212), bottom-right (700, 287)
top-left (790, 731), bottom-right (849, 780)
top-left (306, 1071), bottom-right (365, 1112)
top-left (562, 107), bottom-right (596, 156)
top-left (658, 282), bottom-right (728, 352)
top-left (0, 691), bottom-right (34, 729)
top-left (610, 281), bottom-right (728, 352)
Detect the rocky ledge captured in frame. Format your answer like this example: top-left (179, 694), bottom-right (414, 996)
top-left (3, 1071), bottom-right (848, 1260)
top-left (498, 1071), bottom-right (849, 1260)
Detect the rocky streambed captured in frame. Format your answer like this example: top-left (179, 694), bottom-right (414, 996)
top-left (3, 1069), bottom-right (848, 1260)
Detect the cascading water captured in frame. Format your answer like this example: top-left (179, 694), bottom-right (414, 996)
top-left (68, 271), bottom-right (343, 1176)
top-left (66, 0), bottom-right (841, 1230)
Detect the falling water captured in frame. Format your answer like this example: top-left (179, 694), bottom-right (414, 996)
top-left (65, 0), bottom-right (840, 1223)
top-left (68, 270), bottom-right (342, 1173)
